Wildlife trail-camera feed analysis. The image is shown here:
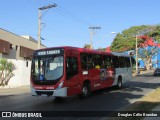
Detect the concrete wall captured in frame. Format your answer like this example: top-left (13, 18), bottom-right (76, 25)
top-left (7, 59), bottom-right (31, 87)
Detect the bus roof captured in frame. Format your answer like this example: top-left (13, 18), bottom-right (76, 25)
top-left (35, 46), bottom-right (130, 57)
top-left (112, 52), bottom-right (130, 57)
top-left (35, 46), bottom-right (113, 55)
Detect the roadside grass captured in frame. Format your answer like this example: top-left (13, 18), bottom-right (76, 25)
top-left (107, 88), bottom-right (160, 120)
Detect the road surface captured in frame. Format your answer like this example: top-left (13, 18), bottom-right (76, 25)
top-left (0, 71), bottom-right (159, 119)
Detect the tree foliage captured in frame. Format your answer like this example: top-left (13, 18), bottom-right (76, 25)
top-left (138, 46), bottom-right (158, 70)
top-left (83, 44), bottom-right (91, 49)
top-left (111, 25), bottom-right (160, 52)
top-left (97, 48), bottom-right (106, 51)
top-left (0, 59), bottom-right (15, 86)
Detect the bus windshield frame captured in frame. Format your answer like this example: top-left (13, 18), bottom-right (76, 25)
top-left (31, 48), bottom-right (64, 85)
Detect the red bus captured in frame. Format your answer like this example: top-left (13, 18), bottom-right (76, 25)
top-left (31, 46), bottom-right (132, 97)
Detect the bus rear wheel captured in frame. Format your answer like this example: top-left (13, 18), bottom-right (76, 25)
top-left (79, 83), bottom-right (91, 98)
top-left (117, 77), bottom-right (122, 89)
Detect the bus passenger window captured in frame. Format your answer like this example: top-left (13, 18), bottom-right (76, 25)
top-left (93, 54), bottom-right (102, 69)
top-left (80, 54), bottom-right (87, 69)
top-left (81, 53), bottom-right (94, 70)
top-left (125, 57), bottom-right (131, 67)
top-left (103, 56), bottom-right (112, 68)
top-left (119, 57), bottom-right (125, 68)
top-left (66, 57), bottom-right (78, 79)
top-left (112, 56), bottom-right (119, 68)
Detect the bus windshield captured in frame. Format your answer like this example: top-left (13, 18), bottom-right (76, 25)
top-left (31, 56), bottom-right (63, 81)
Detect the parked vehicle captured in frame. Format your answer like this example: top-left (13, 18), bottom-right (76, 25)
top-left (154, 68), bottom-right (160, 76)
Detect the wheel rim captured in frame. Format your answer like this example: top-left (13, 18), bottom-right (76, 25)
top-left (118, 80), bottom-right (122, 88)
top-left (82, 86), bottom-right (88, 96)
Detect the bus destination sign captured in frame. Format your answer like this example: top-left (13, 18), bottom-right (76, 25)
top-left (37, 50), bottom-right (61, 56)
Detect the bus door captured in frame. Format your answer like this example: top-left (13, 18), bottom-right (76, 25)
top-left (102, 55), bottom-right (114, 87)
top-left (80, 53), bottom-right (101, 90)
top-left (91, 54), bottom-right (102, 90)
top-left (66, 52), bottom-right (81, 96)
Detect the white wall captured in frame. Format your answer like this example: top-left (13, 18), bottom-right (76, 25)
top-left (7, 59), bottom-right (31, 87)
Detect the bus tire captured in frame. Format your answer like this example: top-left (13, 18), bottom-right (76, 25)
top-left (117, 77), bottom-right (122, 89)
top-left (79, 83), bottom-right (91, 98)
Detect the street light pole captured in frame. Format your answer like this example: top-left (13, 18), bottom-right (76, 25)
top-left (89, 28), bottom-right (93, 49)
top-left (89, 26), bottom-right (101, 49)
top-left (38, 4), bottom-right (57, 49)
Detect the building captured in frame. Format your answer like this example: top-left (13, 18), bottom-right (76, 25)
top-left (0, 28), bottom-right (45, 87)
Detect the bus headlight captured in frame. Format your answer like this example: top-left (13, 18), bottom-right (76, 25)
top-left (56, 81), bottom-right (64, 90)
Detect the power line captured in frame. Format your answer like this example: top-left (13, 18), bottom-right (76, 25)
top-left (50, 3), bottom-right (93, 26)
top-left (42, 37), bottom-right (86, 47)
top-left (41, 8), bottom-right (50, 19)
top-left (42, 38), bottom-right (64, 46)
top-left (38, 3), bottom-right (99, 48)
top-left (58, 5), bottom-right (92, 26)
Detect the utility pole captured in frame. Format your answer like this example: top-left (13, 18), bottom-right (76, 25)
top-left (38, 4), bottom-right (57, 49)
top-left (89, 26), bottom-right (101, 49)
top-left (135, 35), bottom-right (138, 74)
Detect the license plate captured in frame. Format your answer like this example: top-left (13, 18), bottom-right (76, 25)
top-left (41, 94), bottom-right (48, 97)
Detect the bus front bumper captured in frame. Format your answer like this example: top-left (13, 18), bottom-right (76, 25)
top-left (31, 87), bottom-right (67, 97)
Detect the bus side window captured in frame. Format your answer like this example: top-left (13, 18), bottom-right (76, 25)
top-left (103, 55), bottom-right (112, 68)
top-left (81, 53), bottom-right (94, 70)
top-left (125, 57), bottom-right (130, 67)
top-left (87, 54), bottom-right (94, 69)
top-left (119, 57), bottom-right (125, 68)
top-left (66, 57), bottom-right (78, 80)
top-left (93, 54), bottom-right (101, 69)
top-left (80, 54), bottom-right (87, 69)
top-left (112, 56), bottom-right (119, 68)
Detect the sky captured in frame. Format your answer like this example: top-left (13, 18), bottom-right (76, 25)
top-left (0, 0), bottom-right (160, 49)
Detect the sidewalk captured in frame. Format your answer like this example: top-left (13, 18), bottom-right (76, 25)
top-left (132, 70), bottom-right (154, 77)
top-left (133, 70), bottom-right (160, 120)
top-left (0, 85), bottom-right (30, 96)
top-left (128, 70), bottom-right (160, 120)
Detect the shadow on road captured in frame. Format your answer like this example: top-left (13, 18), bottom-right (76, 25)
top-left (28, 87), bottom-right (144, 112)
top-left (0, 72), bottom-right (160, 120)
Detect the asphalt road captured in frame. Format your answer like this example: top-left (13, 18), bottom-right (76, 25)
top-left (0, 71), bottom-right (159, 120)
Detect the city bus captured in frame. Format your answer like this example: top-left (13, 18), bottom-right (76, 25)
top-left (30, 46), bottom-right (132, 97)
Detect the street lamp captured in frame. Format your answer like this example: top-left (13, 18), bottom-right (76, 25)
top-left (111, 32), bottom-right (116, 34)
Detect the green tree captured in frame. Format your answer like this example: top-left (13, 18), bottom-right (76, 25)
top-left (148, 25), bottom-right (160, 43)
top-left (110, 24), bottom-right (160, 70)
top-left (0, 59), bottom-right (15, 86)
top-left (138, 47), bottom-right (158, 70)
top-left (111, 25), bottom-right (160, 52)
top-left (83, 44), bottom-right (91, 49)
top-left (97, 48), bottom-right (106, 51)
